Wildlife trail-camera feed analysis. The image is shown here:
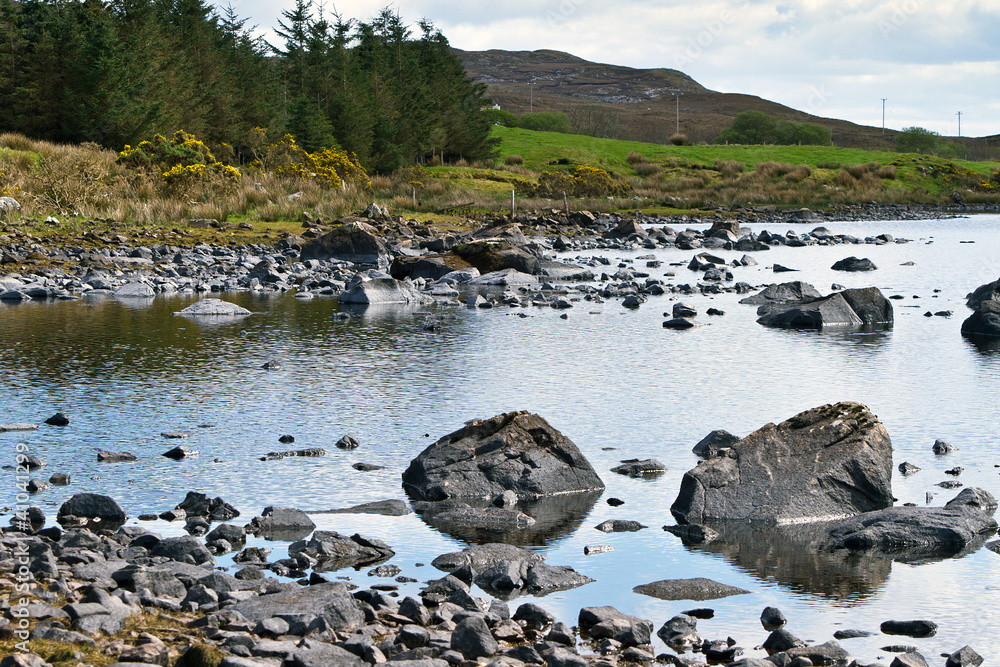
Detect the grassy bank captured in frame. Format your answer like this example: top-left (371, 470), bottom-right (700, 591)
top-left (1, 129), bottom-right (999, 247)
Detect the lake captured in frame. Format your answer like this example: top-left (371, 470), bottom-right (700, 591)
top-left (3, 214), bottom-right (1000, 662)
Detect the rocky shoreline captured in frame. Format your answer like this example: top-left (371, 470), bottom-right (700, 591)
top-left (3, 404), bottom-right (996, 667)
top-left (3, 207), bottom-right (999, 666)
top-left (0, 203), bottom-right (973, 303)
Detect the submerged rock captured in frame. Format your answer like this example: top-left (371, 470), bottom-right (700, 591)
top-left (671, 401), bottom-right (893, 524)
top-left (633, 577), bottom-right (750, 601)
top-left (401, 411), bottom-right (604, 501)
top-left (174, 299), bottom-right (252, 316)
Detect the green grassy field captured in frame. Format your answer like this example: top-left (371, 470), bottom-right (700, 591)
top-left (491, 126), bottom-right (995, 177)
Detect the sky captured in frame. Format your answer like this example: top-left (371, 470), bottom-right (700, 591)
top-left (227, 0), bottom-right (1000, 139)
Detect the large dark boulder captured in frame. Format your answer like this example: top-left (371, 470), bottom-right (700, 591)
top-left (828, 487), bottom-right (998, 561)
top-left (299, 220), bottom-right (391, 267)
top-left (402, 411), bottom-right (604, 501)
top-left (57, 493), bottom-right (127, 530)
top-left (961, 299), bottom-right (1000, 338)
top-left (452, 239), bottom-right (540, 275)
top-left (757, 287), bottom-right (893, 329)
top-left (671, 402), bottom-right (893, 525)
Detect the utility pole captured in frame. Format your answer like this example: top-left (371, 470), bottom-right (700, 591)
top-left (675, 92), bottom-right (681, 135)
top-left (529, 82), bottom-right (534, 113)
top-left (881, 98), bottom-right (886, 134)
top-left (956, 111), bottom-right (962, 137)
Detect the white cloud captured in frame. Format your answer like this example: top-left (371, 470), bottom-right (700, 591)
top-left (223, 0), bottom-right (1000, 137)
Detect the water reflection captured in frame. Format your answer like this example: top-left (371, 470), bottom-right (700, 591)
top-left (765, 324), bottom-right (893, 348)
top-left (962, 333), bottom-right (1000, 356)
top-left (680, 521), bottom-right (891, 601)
top-left (413, 491), bottom-right (602, 547)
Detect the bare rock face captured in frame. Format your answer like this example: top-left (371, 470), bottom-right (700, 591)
top-left (671, 402), bottom-right (893, 525)
top-left (402, 411), bottom-right (605, 501)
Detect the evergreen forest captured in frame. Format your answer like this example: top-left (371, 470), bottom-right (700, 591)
top-left (0, 0), bottom-right (497, 172)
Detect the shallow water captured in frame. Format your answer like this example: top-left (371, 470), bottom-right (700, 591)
top-left (3, 215), bottom-right (1000, 662)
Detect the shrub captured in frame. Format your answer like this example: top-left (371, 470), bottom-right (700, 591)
top-left (250, 131), bottom-right (368, 190)
top-left (896, 127), bottom-right (942, 154)
top-left (504, 154), bottom-right (524, 166)
top-left (784, 165), bottom-right (812, 183)
top-left (627, 151), bottom-right (647, 166)
top-left (535, 165), bottom-right (630, 198)
top-left (714, 159), bottom-right (744, 178)
top-left (518, 112), bottom-right (572, 133)
top-left (755, 161), bottom-right (796, 178)
top-left (843, 163), bottom-right (870, 179)
top-left (669, 133), bottom-right (689, 146)
top-left (875, 165), bottom-right (897, 179)
top-left (485, 108), bottom-right (519, 128)
top-left (118, 130), bottom-right (218, 171)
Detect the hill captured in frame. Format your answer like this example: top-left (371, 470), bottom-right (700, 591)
top-left (454, 48), bottom-right (995, 157)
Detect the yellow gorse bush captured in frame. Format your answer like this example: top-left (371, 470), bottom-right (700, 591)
top-left (248, 131), bottom-right (369, 190)
top-left (535, 165), bottom-right (630, 198)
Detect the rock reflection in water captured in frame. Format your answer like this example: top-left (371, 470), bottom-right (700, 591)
top-left (681, 520), bottom-right (891, 601)
top-left (414, 491), bottom-right (602, 546)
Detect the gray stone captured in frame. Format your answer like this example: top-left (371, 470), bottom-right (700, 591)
top-left (228, 582), bottom-right (363, 633)
top-left (317, 499), bottom-right (411, 516)
top-left (890, 652), bottom-right (929, 667)
top-left (594, 520), bottom-right (645, 532)
top-left (633, 577), bottom-right (750, 601)
top-left (451, 615), bottom-right (498, 658)
top-left (113, 282), bottom-right (156, 298)
top-left (288, 530), bottom-right (394, 571)
top-left (402, 411), bottom-right (604, 501)
top-left (692, 429), bottom-right (740, 458)
top-left (671, 402), bottom-right (893, 524)
top-left (946, 646), bottom-right (984, 667)
top-left (739, 281), bottom-right (822, 305)
top-left (610, 459), bottom-right (666, 476)
top-left (831, 256), bottom-right (878, 271)
top-left (150, 536), bottom-right (215, 566)
top-left (247, 507), bottom-right (316, 540)
top-left (97, 449), bottom-right (137, 462)
top-left (829, 488), bottom-right (997, 561)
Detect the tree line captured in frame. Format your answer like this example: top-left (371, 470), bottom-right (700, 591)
top-left (0, 0), bottom-right (496, 171)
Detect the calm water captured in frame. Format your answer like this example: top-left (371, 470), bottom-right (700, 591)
top-left (3, 215), bottom-right (1000, 662)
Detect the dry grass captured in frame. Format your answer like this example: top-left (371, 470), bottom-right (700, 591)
top-left (504, 154), bottom-right (524, 166)
top-left (713, 159), bottom-right (744, 178)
